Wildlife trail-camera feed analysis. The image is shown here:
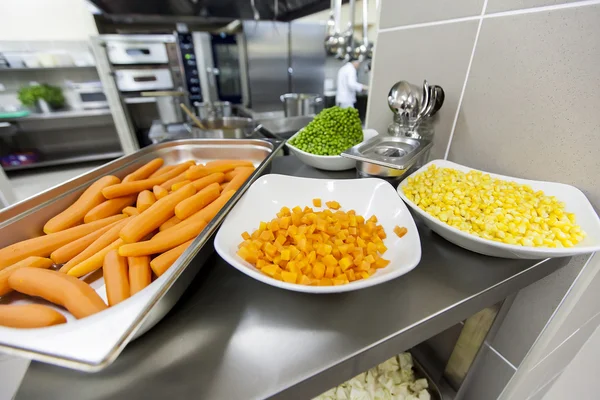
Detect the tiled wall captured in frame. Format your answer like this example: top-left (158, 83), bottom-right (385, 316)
top-left (367, 0), bottom-right (600, 398)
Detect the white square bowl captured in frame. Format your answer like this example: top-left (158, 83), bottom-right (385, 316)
top-left (286, 129), bottom-right (379, 171)
top-left (215, 174), bottom-right (421, 293)
top-left (398, 159), bottom-right (600, 259)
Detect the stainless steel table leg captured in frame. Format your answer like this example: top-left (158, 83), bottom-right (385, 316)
top-left (0, 167), bottom-right (16, 207)
top-left (445, 294), bottom-right (517, 399)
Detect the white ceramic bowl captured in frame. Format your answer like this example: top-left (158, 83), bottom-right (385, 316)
top-left (215, 174), bottom-right (421, 293)
top-left (286, 128), bottom-right (379, 171)
top-left (398, 159), bottom-right (600, 259)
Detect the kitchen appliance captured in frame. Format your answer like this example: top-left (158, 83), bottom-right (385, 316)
top-left (143, 91), bottom-right (186, 125)
top-left (92, 34), bottom-right (197, 150)
top-left (71, 81), bottom-right (109, 110)
top-left (280, 93), bottom-right (324, 117)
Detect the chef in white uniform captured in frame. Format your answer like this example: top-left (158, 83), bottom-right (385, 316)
top-left (335, 60), bottom-right (368, 109)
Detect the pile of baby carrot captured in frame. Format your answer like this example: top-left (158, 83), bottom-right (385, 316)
top-left (0, 158), bottom-right (254, 329)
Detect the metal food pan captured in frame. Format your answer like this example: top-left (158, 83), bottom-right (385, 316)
top-left (0, 138), bottom-right (284, 372)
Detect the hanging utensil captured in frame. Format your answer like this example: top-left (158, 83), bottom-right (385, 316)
top-left (416, 80), bottom-right (430, 120)
top-left (388, 81), bottom-right (419, 116)
top-left (429, 86), bottom-right (445, 116)
top-left (179, 103), bottom-right (207, 129)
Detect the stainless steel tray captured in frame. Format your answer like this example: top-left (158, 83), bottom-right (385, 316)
top-left (0, 138), bottom-right (284, 371)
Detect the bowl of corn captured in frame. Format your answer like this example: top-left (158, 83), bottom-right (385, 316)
top-left (398, 160), bottom-right (600, 259)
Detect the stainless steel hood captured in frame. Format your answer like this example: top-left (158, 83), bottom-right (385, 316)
top-left (88, 0), bottom-right (335, 22)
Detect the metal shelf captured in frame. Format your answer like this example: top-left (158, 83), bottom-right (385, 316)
top-left (1, 108), bottom-right (112, 122)
top-left (3, 151), bottom-right (123, 172)
top-left (0, 66), bottom-right (96, 72)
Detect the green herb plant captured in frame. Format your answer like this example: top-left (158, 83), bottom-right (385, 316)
top-left (17, 84), bottom-right (65, 109)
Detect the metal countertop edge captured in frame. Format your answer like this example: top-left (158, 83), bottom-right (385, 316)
top-left (267, 256), bottom-right (568, 399)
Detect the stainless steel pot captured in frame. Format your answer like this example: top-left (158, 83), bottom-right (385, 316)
top-left (143, 91), bottom-right (186, 125)
top-left (280, 93), bottom-right (324, 117)
top-left (189, 117), bottom-right (258, 139)
top-left (194, 101), bottom-right (232, 120)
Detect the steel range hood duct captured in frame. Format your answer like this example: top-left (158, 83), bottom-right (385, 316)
top-left (88, 0), bottom-right (337, 22)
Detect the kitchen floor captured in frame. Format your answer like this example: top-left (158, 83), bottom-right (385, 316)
top-left (7, 162), bottom-right (105, 202)
top-left (1, 162), bottom-right (104, 400)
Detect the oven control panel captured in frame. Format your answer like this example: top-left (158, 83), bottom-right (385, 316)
top-left (177, 32), bottom-right (202, 103)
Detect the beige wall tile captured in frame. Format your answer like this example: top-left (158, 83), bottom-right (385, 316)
top-left (500, 312), bottom-right (599, 399)
top-left (379, 0), bottom-right (484, 29)
top-left (486, 0), bottom-right (580, 14)
top-left (447, 5), bottom-right (600, 209)
top-left (490, 255), bottom-right (588, 366)
top-left (543, 256), bottom-right (600, 353)
top-left (543, 325), bottom-right (600, 400)
top-left (366, 21), bottom-right (478, 160)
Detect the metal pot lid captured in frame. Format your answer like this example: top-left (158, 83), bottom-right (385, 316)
top-left (342, 135), bottom-right (432, 170)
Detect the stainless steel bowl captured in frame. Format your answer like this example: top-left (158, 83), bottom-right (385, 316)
top-left (189, 117), bottom-right (257, 139)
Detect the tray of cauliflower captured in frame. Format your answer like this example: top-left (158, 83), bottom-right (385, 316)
top-left (314, 352), bottom-right (438, 400)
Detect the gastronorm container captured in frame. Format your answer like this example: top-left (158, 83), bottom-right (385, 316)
top-left (0, 138), bottom-right (283, 371)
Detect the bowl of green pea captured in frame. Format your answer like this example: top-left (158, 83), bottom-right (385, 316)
top-left (286, 107), bottom-right (379, 171)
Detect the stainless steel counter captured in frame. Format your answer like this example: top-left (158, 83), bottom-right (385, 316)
top-left (15, 156), bottom-right (569, 400)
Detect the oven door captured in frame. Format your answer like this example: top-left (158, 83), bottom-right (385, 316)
top-left (107, 41), bottom-right (169, 64)
top-left (114, 69), bottom-right (174, 92)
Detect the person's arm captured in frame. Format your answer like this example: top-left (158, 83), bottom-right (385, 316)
top-left (347, 68), bottom-right (366, 93)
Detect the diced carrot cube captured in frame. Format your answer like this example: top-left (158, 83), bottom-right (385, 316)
top-left (288, 225), bottom-right (298, 236)
top-left (313, 262), bottom-right (325, 279)
top-left (299, 275), bottom-right (312, 285)
top-left (319, 278), bottom-right (333, 286)
top-left (279, 216), bottom-right (290, 230)
top-left (332, 248), bottom-right (341, 260)
top-left (346, 269), bottom-right (356, 281)
top-left (256, 259), bottom-right (267, 269)
top-left (339, 257), bottom-right (353, 271)
top-left (260, 230), bottom-right (274, 241)
top-left (270, 219), bottom-right (280, 231)
top-left (394, 226), bottom-right (408, 238)
top-left (264, 242), bottom-right (277, 257)
top-left (242, 231), bottom-right (251, 240)
top-left (322, 254), bottom-right (337, 268)
top-left (316, 243), bottom-right (332, 256)
top-left (333, 266), bottom-right (342, 277)
top-left (281, 271), bottom-right (297, 283)
top-left (280, 249), bottom-right (291, 260)
top-left (375, 258), bottom-right (390, 268)
top-left (262, 264), bottom-right (279, 277)
top-left (332, 277), bottom-right (347, 286)
top-left (377, 243), bottom-right (388, 254)
top-left (312, 198), bottom-right (322, 207)
top-left (325, 265), bottom-right (334, 278)
top-left (307, 250), bottom-right (317, 263)
top-left (364, 254), bottom-right (375, 264)
top-left (360, 271), bottom-right (370, 279)
top-left (326, 201), bottom-right (341, 210)
top-left (356, 237), bottom-right (366, 248)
